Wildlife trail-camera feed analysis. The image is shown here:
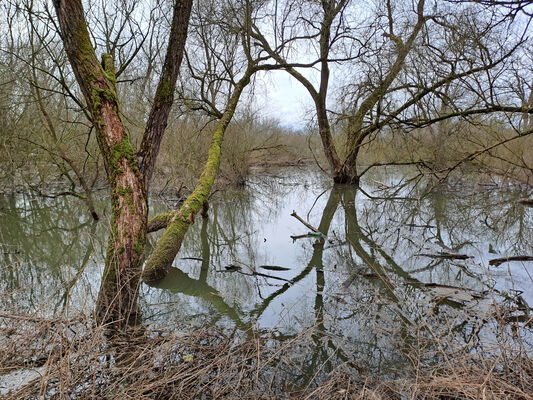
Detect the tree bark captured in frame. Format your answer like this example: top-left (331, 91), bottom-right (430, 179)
top-left (53, 0), bottom-right (192, 329)
top-left (142, 69), bottom-right (253, 282)
top-left (138, 0), bottom-right (193, 190)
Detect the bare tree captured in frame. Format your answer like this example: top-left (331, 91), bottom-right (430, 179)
top-left (27, 3), bottom-right (100, 219)
top-left (49, 0), bottom-right (193, 328)
top-left (47, 0), bottom-right (279, 329)
top-left (252, 0), bottom-right (531, 183)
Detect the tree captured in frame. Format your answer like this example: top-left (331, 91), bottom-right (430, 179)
top-left (27, 6), bottom-right (100, 219)
top-left (50, 0), bottom-right (278, 330)
top-left (142, 0), bottom-right (282, 281)
top-left (252, 0), bottom-right (531, 184)
top-left (1, 2), bottom-right (101, 209)
top-left (50, 0), bottom-right (193, 328)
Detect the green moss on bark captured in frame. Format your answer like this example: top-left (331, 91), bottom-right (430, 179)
top-left (156, 77), bottom-right (172, 103)
top-left (142, 70), bottom-right (253, 282)
top-left (101, 53), bottom-right (117, 88)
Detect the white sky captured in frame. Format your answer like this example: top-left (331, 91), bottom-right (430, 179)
top-left (257, 71), bottom-right (312, 129)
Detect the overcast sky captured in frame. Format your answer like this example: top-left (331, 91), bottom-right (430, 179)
top-left (256, 71), bottom-right (311, 130)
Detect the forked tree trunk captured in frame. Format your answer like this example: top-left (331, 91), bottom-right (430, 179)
top-left (53, 0), bottom-right (192, 329)
top-left (338, 0), bottom-right (426, 185)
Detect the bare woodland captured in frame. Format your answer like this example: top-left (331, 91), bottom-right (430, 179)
top-left (0, 0), bottom-right (532, 398)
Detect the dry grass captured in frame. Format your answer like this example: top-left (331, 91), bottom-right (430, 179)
top-left (1, 305), bottom-right (532, 400)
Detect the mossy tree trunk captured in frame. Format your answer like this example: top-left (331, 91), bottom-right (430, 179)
top-left (53, 0), bottom-right (193, 329)
top-left (142, 68), bottom-right (254, 282)
top-left (27, 14), bottom-right (99, 221)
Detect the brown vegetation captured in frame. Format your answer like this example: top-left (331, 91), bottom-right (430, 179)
top-left (1, 292), bottom-right (531, 399)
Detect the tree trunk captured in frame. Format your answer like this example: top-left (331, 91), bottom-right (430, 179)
top-left (96, 175), bottom-right (147, 327)
top-left (53, 0), bottom-right (193, 329)
top-left (52, 0), bottom-right (147, 329)
top-left (316, 101), bottom-right (345, 180)
top-left (142, 70), bottom-right (253, 282)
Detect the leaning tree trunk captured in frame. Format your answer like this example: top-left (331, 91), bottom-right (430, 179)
top-left (142, 69), bottom-right (254, 282)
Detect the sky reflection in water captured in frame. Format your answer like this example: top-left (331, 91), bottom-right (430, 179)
top-left (1, 167), bottom-right (532, 373)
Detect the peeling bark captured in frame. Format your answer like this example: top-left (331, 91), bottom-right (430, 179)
top-left (53, 0), bottom-right (191, 330)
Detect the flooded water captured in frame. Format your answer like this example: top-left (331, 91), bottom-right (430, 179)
top-left (1, 167), bottom-right (532, 375)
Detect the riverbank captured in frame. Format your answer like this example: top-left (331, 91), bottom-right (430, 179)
top-left (1, 308), bottom-right (531, 399)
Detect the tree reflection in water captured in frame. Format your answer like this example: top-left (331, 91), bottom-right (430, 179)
top-left (1, 168), bottom-right (531, 378)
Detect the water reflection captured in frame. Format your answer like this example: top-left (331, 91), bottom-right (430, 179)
top-left (1, 169), bottom-right (531, 375)
top-left (0, 194), bottom-right (105, 315)
top-left (148, 218), bottom-right (248, 330)
top-left (144, 171), bottom-right (532, 373)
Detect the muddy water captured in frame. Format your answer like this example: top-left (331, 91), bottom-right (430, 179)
top-left (1, 168), bottom-right (532, 374)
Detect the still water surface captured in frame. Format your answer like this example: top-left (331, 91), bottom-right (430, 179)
top-left (1, 168), bottom-right (532, 374)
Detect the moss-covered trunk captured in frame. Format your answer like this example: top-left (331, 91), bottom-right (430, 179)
top-left (95, 144), bottom-right (148, 327)
top-left (53, 0), bottom-right (147, 328)
top-left (142, 69), bottom-right (253, 282)
top-left (53, 0), bottom-right (192, 329)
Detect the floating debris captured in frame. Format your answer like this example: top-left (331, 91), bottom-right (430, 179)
top-left (489, 256), bottom-right (533, 267)
top-left (224, 264), bottom-right (242, 271)
top-left (517, 198), bottom-right (533, 207)
top-left (416, 252), bottom-right (472, 260)
top-left (259, 265), bottom-right (290, 271)
top-left (290, 233), bottom-right (324, 241)
top-left (404, 223), bottom-right (436, 228)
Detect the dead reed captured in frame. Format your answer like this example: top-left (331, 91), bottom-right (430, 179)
top-left (1, 304), bottom-right (531, 400)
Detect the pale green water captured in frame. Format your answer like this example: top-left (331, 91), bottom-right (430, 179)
top-left (1, 168), bottom-right (532, 375)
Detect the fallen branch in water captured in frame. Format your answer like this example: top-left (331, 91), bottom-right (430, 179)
top-left (416, 252), bottom-right (472, 260)
top-left (260, 265), bottom-right (291, 271)
top-left (290, 234), bottom-right (312, 241)
top-left (404, 223), bottom-right (436, 229)
top-left (218, 266), bottom-right (293, 283)
top-left (180, 257), bottom-right (207, 262)
top-left (489, 256), bottom-right (533, 267)
top-left (517, 198), bottom-right (533, 207)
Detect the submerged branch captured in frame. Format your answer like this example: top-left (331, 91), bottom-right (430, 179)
top-left (416, 252), bottom-right (472, 260)
top-left (517, 198), bottom-right (533, 207)
top-left (489, 256), bottom-right (533, 267)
